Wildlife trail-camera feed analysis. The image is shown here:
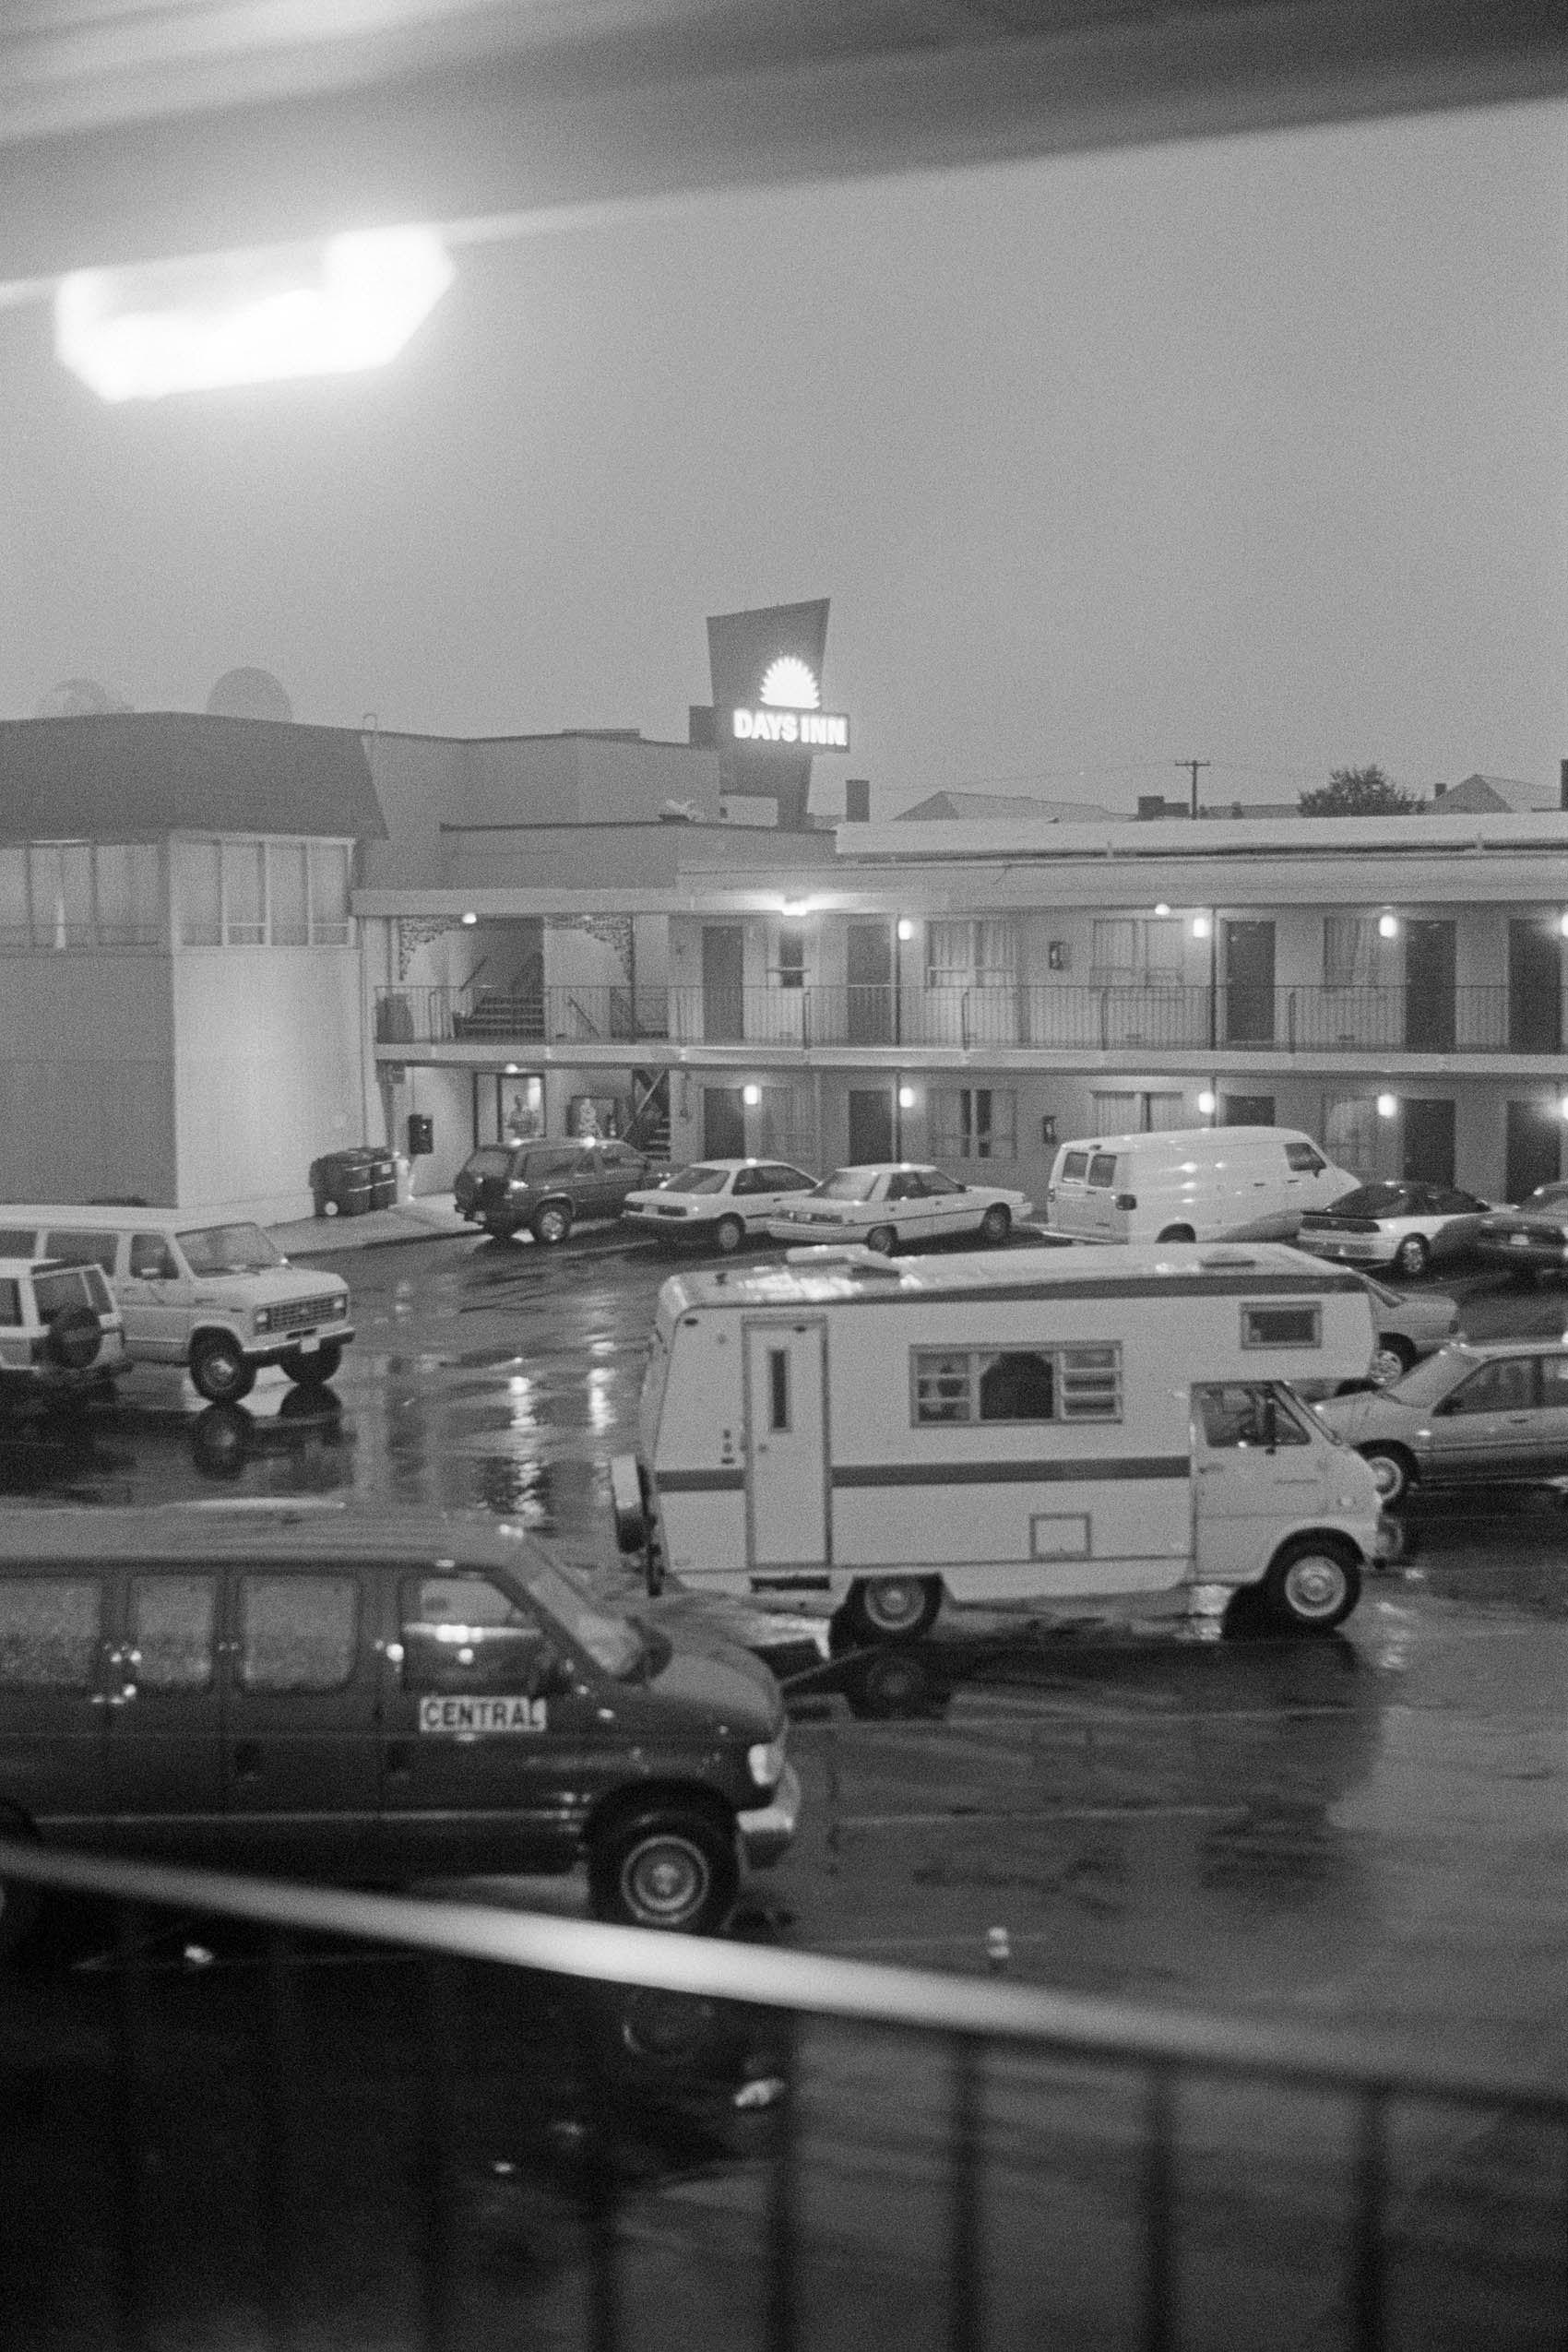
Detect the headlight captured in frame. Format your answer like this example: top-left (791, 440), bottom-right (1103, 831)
top-left (747, 1735), bottom-right (786, 1792)
top-left (328, 1295), bottom-right (348, 1317)
top-left (254, 1307), bottom-right (274, 1332)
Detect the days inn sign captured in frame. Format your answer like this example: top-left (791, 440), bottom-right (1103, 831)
top-left (728, 655), bottom-right (849, 753)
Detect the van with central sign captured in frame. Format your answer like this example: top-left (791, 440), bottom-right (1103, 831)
top-left (0, 1510), bottom-right (799, 1948)
top-left (611, 1242), bottom-right (1386, 1645)
top-left (1043, 1126), bottom-right (1359, 1245)
top-left (0, 1207), bottom-right (353, 1403)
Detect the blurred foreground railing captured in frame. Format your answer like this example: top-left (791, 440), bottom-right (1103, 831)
top-left (1, 1840), bottom-right (1563, 2351)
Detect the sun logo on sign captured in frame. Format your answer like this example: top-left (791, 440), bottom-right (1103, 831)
top-left (758, 657), bottom-right (820, 710)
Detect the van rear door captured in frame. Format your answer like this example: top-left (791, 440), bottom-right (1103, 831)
top-left (1049, 1147), bottom-right (1121, 1237)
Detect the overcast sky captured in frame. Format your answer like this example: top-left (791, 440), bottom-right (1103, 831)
top-left (3, 95), bottom-right (1563, 818)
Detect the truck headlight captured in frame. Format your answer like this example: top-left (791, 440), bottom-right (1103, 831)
top-left (254, 1307), bottom-right (274, 1333)
top-left (747, 1736), bottom-right (785, 1792)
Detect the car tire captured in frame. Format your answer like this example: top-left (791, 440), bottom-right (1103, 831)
top-left (42, 1306), bottom-right (102, 1372)
top-left (587, 1809), bottom-right (738, 1934)
top-left (1394, 1233), bottom-right (1431, 1280)
top-left (1370, 1336), bottom-right (1417, 1385)
top-left (836, 1574), bottom-right (943, 1645)
top-left (979, 1205), bottom-right (1011, 1246)
top-left (864, 1225), bottom-right (897, 1256)
top-left (280, 1341), bottom-right (343, 1387)
top-left (530, 1202), bottom-right (573, 1246)
top-left (713, 1215), bottom-right (745, 1255)
top-left (1259, 1537), bottom-right (1360, 1633)
top-left (1359, 1443), bottom-right (1415, 1507)
top-left (189, 1335), bottom-right (257, 1404)
top-left (1157, 1225), bottom-right (1195, 1244)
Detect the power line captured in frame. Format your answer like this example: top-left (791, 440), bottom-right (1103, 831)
top-left (1175, 757), bottom-right (1210, 818)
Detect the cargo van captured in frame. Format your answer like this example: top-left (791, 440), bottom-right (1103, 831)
top-left (0, 1206), bottom-right (352, 1403)
top-left (1044, 1126), bottom-right (1359, 1245)
top-left (0, 1509), bottom-right (799, 1947)
top-left (611, 1242), bottom-right (1387, 1645)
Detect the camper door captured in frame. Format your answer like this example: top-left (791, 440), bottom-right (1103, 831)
top-left (743, 1319), bottom-right (830, 1572)
top-left (1192, 1382), bottom-right (1328, 1579)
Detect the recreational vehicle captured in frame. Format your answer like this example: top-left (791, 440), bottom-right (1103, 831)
top-left (610, 1243), bottom-right (1386, 1645)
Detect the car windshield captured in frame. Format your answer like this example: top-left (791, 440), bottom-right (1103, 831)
top-left (176, 1223), bottom-right (285, 1275)
top-left (662, 1165), bottom-right (730, 1194)
top-left (525, 1556), bottom-right (645, 1679)
top-left (814, 1170), bottom-right (879, 1202)
top-left (1382, 1348), bottom-right (1471, 1405)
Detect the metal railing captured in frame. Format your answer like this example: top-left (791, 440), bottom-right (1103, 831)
top-left (2, 1837), bottom-right (1562, 2351)
top-left (374, 980), bottom-right (1562, 1058)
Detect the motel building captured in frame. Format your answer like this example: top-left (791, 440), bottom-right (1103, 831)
top-left (3, 627), bottom-right (1568, 1218)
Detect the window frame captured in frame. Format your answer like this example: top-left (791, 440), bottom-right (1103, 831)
top-left (910, 1340), bottom-right (1123, 1427)
top-left (1240, 1301), bottom-right (1323, 1350)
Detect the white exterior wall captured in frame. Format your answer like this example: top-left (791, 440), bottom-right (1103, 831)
top-left (0, 954), bottom-right (177, 1204)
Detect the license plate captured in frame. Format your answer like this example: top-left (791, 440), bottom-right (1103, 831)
top-left (299, 1333), bottom-right (320, 1351)
top-left (1510, 1233), bottom-right (1531, 1249)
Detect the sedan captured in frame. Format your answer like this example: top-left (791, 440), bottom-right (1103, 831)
top-left (1315, 1338), bottom-right (1568, 1505)
top-left (1472, 1182), bottom-right (1568, 1280)
top-left (1359, 1272), bottom-right (1460, 1383)
top-left (622, 1159), bottom-right (817, 1253)
top-left (766, 1163), bottom-right (1033, 1254)
top-left (1294, 1181), bottom-right (1491, 1279)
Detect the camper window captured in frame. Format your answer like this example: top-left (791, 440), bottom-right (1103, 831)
top-left (1241, 1303), bottom-right (1322, 1349)
top-left (913, 1343), bottom-right (1122, 1426)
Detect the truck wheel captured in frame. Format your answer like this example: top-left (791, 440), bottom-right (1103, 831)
top-left (1359, 1443), bottom-right (1414, 1507)
top-left (587, 1810), bottom-right (738, 1933)
top-left (837, 1574), bottom-right (942, 1645)
top-left (713, 1215), bottom-right (745, 1254)
top-left (531, 1202), bottom-right (573, 1246)
top-left (864, 1225), bottom-right (897, 1256)
top-left (280, 1342), bottom-right (343, 1387)
top-left (980, 1205), bottom-right (1011, 1245)
top-left (1260, 1538), bottom-right (1360, 1633)
top-left (190, 1336), bottom-right (256, 1404)
top-left (1394, 1233), bottom-right (1430, 1280)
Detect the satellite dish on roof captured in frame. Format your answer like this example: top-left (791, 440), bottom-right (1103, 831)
top-left (35, 677), bottom-right (127, 718)
top-left (207, 667), bottom-right (292, 722)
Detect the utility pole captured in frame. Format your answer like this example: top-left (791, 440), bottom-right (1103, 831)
top-left (1176, 758), bottom-right (1210, 818)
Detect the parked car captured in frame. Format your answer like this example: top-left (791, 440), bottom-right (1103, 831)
top-left (0, 1257), bottom-right (127, 1408)
top-left (0, 1207), bottom-right (350, 1403)
top-left (766, 1163), bottom-right (1033, 1254)
top-left (1314, 1337), bottom-right (1568, 1504)
top-left (1472, 1182), bottom-right (1568, 1279)
top-left (1294, 1181), bottom-right (1491, 1278)
top-left (455, 1138), bottom-right (665, 1244)
top-left (1359, 1272), bottom-right (1461, 1382)
top-left (0, 1509), bottom-right (800, 1950)
top-left (623, 1159), bottom-right (818, 1252)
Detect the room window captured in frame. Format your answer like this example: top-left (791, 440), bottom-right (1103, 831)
top-left (309, 843), bottom-right (351, 944)
top-left (269, 842), bottom-right (310, 944)
top-left (912, 1343), bottom-right (1122, 1425)
top-left (1324, 916), bottom-right (1378, 988)
top-left (929, 1087), bottom-right (1017, 1159)
top-left (29, 842), bottom-right (93, 948)
top-left (175, 839), bottom-right (222, 945)
top-left (775, 927), bottom-right (806, 989)
top-left (222, 839), bottom-right (266, 944)
top-left (925, 919), bottom-right (1017, 988)
top-left (1092, 918), bottom-right (1182, 981)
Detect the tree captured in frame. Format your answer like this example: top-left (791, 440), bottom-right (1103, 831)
top-left (1298, 765), bottom-right (1420, 817)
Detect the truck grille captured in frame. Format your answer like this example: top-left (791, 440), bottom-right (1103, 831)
top-left (269, 1295), bottom-right (344, 1333)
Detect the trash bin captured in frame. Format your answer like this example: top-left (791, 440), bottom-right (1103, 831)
top-left (366, 1152), bottom-right (397, 1212)
top-left (309, 1149), bottom-right (375, 1218)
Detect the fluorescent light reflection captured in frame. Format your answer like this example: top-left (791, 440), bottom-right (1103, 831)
top-left (55, 226), bottom-right (455, 402)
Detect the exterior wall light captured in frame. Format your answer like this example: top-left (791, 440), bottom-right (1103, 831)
top-left (1558, 1098), bottom-right (1568, 1123)
top-left (898, 1085), bottom-right (917, 1111)
top-left (1154, 902), bottom-right (1171, 918)
top-left (742, 1084), bottom-right (762, 1108)
top-left (897, 919), bottom-right (916, 942)
top-left (1378, 912), bottom-right (1400, 939)
top-left (1376, 1093), bottom-right (1398, 1119)
top-left (1191, 914), bottom-right (1212, 940)
top-left (460, 911), bottom-right (478, 926)
top-left (1558, 913), bottom-right (1568, 940)
top-left (781, 898), bottom-right (811, 919)
top-left (1197, 1090), bottom-right (1218, 1116)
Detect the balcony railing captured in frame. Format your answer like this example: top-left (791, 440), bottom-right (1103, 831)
top-left (374, 980), bottom-right (1561, 1057)
top-left (3, 1836), bottom-right (1563, 2352)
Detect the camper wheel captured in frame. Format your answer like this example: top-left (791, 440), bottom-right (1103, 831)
top-left (1260, 1537), bottom-right (1360, 1633)
top-left (837, 1574), bottom-right (942, 1645)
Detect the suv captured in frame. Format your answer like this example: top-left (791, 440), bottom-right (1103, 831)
top-left (0, 1509), bottom-right (800, 1949)
top-left (455, 1139), bottom-right (665, 1245)
top-left (0, 1258), bottom-right (127, 1407)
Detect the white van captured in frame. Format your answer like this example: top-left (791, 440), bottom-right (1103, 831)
top-left (1044, 1126), bottom-right (1359, 1245)
top-left (0, 1206), bottom-right (352, 1404)
top-left (610, 1241), bottom-right (1386, 1645)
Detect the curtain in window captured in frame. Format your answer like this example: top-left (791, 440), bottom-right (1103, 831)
top-left (973, 920), bottom-right (1017, 986)
top-left (222, 840), bottom-right (266, 943)
top-left (1324, 916), bottom-right (1376, 987)
top-left (310, 844), bottom-right (351, 944)
top-left (1092, 921), bottom-right (1137, 975)
top-left (926, 920), bottom-right (971, 987)
top-left (1324, 1093), bottom-right (1378, 1177)
top-left (174, 840), bottom-right (221, 945)
top-left (94, 845), bottom-right (160, 945)
top-left (268, 842), bottom-right (309, 944)
top-left (1143, 920), bottom-right (1183, 979)
top-left (1091, 1091), bottom-right (1139, 1133)
top-left (29, 843), bottom-right (92, 948)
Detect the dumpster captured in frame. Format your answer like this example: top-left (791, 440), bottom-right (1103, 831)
top-left (365, 1152), bottom-right (397, 1211)
top-left (309, 1150), bottom-right (375, 1218)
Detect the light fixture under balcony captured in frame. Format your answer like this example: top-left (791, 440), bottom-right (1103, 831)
top-left (1378, 912), bottom-right (1400, 939)
top-left (1191, 914), bottom-right (1212, 940)
top-left (1376, 1093), bottom-right (1398, 1119)
top-left (1197, 1089), bottom-right (1217, 1116)
top-left (742, 1084), bottom-right (762, 1108)
top-left (898, 1085), bottom-right (917, 1111)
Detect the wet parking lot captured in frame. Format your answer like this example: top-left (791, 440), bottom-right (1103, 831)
top-left (3, 1228), bottom-right (1566, 2346)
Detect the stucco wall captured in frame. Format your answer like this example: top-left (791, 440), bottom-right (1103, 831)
top-left (0, 954), bottom-right (176, 1203)
top-left (172, 948), bottom-right (363, 1214)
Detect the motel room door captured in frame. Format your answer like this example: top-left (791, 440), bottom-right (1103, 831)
top-left (743, 1320), bottom-right (829, 1574)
